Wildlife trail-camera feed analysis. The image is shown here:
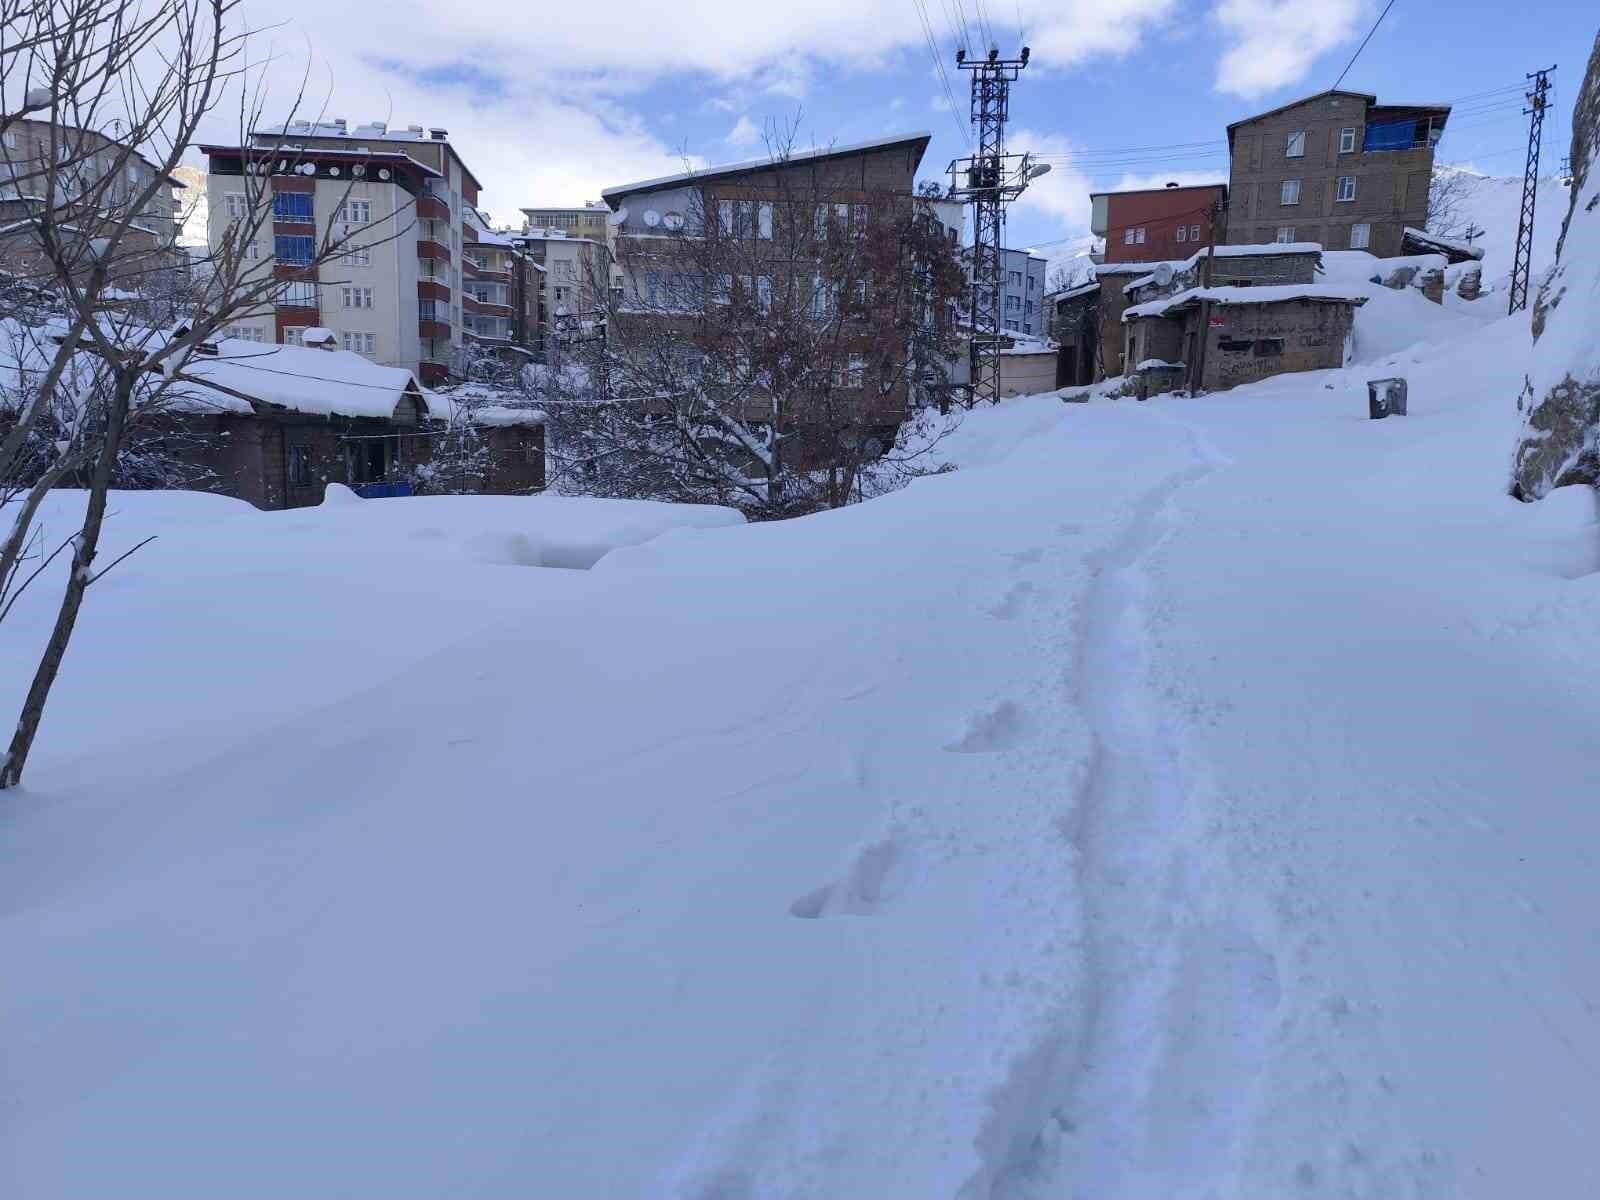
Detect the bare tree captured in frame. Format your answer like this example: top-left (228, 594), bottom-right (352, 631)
top-left (0, 0), bottom-right (409, 788)
top-left (1427, 167), bottom-right (1476, 239)
top-left (549, 130), bottom-right (965, 518)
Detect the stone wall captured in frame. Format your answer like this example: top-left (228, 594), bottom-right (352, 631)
top-left (1510, 28), bottom-right (1600, 499)
top-left (1194, 299), bottom-right (1355, 391)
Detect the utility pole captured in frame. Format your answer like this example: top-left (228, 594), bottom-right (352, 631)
top-left (1189, 194), bottom-right (1228, 394)
top-left (947, 45), bottom-right (1047, 406)
top-left (1463, 222), bottom-right (1485, 244)
top-left (1509, 65), bottom-right (1555, 316)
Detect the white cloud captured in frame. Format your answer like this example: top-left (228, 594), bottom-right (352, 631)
top-left (724, 116), bottom-right (762, 147)
top-left (1212, 0), bottom-right (1367, 98)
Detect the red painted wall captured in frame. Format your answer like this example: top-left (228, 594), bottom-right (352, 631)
top-left (1101, 185), bottom-right (1227, 263)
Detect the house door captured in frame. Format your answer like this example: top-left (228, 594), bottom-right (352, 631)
top-left (346, 440), bottom-right (387, 484)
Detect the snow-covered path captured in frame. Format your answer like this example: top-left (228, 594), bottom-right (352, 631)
top-left (4, 295), bottom-right (1600, 1197)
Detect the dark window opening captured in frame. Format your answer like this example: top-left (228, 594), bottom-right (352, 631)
top-left (1252, 338), bottom-right (1285, 357)
top-left (346, 439), bottom-right (388, 484)
top-left (1217, 337), bottom-right (1253, 352)
top-left (287, 445), bottom-right (311, 486)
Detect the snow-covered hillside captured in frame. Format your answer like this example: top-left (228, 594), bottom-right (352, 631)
top-left (4, 282), bottom-right (1599, 1197)
top-left (1436, 167), bottom-right (1571, 293)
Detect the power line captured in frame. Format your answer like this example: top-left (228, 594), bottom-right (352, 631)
top-left (1324, 0), bottom-right (1401, 91)
top-left (911, 0), bottom-right (973, 147)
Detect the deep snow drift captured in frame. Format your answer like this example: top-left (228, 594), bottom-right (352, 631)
top-left (3, 284), bottom-right (1599, 1198)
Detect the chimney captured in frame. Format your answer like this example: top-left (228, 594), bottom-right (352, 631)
top-left (407, 124), bottom-right (424, 135)
top-left (332, 118), bottom-right (347, 132)
top-left (429, 128), bottom-right (448, 141)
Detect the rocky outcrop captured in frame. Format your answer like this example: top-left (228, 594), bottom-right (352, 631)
top-left (1510, 29), bottom-right (1600, 500)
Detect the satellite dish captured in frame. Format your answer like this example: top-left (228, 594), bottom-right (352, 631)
top-left (377, 167), bottom-right (390, 180)
top-left (1153, 263), bottom-right (1174, 287)
top-left (608, 206), bottom-right (628, 226)
top-left (328, 165), bottom-right (340, 177)
top-left (298, 162), bottom-right (315, 176)
top-left (352, 164), bottom-right (366, 177)
top-left (642, 209), bottom-right (661, 228)
top-left (663, 211), bottom-right (684, 231)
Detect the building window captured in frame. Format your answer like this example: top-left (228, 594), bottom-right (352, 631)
top-left (1008, 270), bottom-right (1021, 285)
top-left (1275, 226), bottom-right (1296, 243)
top-left (244, 241), bottom-right (259, 261)
top-left (850, 204), bottom-right (868, 236)
top-left (343, 244), bottom-right (370, 266)
top-left (224, 192), bottom-right (249, 220)
top-left (341, 285), bottom-right (373, 308)
top-left (1176, 225), bottom-right (1188, 243)
top-left (1280, 180), bottom-right (1301, 206)
top-left (1350, 222), bottom-right (1371, 249)
top-left (287, 446), bottom-right (312, 486)
top-left (1286, 131), bottom-right (1306, 158)
top-left (1252, 337), bottom-right (1284, 357)
top-left (271, 191), bottom-right (313, 223)
top-left (1339, 127), bottom-right (1358, 154)
top-left (228, 324), bottom-right (265, 342)
top-left (279, 325), bottom-right (310, 345)
top-left (1027, 275), bottom-right (1036, 290)
top-left (274, 234), bottom-right (314, 264)
top-left (337, 199), bottom-right (371, 224)
top-left (1134, 227), bottom-right (1146, 244)
top-left (277, 280), bottom-right (317, 307)
top-left (1123, 228), bottom-right (1135, 245)
top-left (342, 331), bottom-right (377, 356)
top-left (846, 355), bottom-right (865, 388)
top-left (1337, 175), bottom-right (1357, 202)
top-left (1189, 224), bottom-right (1201, 240)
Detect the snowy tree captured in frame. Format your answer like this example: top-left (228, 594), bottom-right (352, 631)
top-left (0, 0), bottom-right (411, 788)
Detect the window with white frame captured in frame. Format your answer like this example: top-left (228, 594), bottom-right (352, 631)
top-left (1176, 225), bottom-right (1188, 243)
top-left (1339, 127), bottom-right (1358, 153)
top-left (229, 324), bottom-right (265, 342)
top-left (342, 331), bottom-right (377, 356)
top-left (337, 199), bottom-right (371, 223)
top-left (1275, 226), bottom-right (1296, 243)
top-left (1008, 270), bottom-right (1022, 285)
top-left (278, 280), bottom-right (317, 307)
top-left (244, 240), bottom-right (259, 261)
top-left (1280, 179), bottom-right (1301, 206)
top-left (1336, 175), bottom-right (1356, 202)
top-left (224, 192), bottom-right (249, 220)
top-left (341, 286), bottom-right (373, 309)
top-left (1135, 227), bottom-right (1146, 244)
top-left (1189, 224), bottom-right (1201, 239)
top-left (344, 244), bottom-right (370, 266)
top-left (758, 201), bottom-right (773, 239)
top-left (1349, 222), bottom-right (1371, 249)
top-left (1123, 228), bottom-right (1136, 245)
top-left (850, 204), bottom-right (868, 236)
top-left (1286, 131), bottom-right (1306, 158)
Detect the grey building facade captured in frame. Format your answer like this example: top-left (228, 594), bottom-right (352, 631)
top-left (1224, 90), bottom-right (1450, 258)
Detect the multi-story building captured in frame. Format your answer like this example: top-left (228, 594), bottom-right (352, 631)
top-left (965, 246), bottom-right (1047, 337)
top-left (511, 226), bottom-right (611, 357)
top-left (462, 207), bottom-right (541, 353)
top-left (521, 201), bottom-right (611, 243)
top-left (1224, 90), bottom-right (1450, 256)
top-left (600, 131), bottom-right (935, 456)
top-left (1090, 183), bottom-right (1227, 264)
top-left (0, 115), bottom-right (182, 283)
top-left (202, 119), bottom-right (484, 386)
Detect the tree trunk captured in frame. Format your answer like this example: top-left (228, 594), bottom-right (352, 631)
top-left (1, 373), bottom-right (132, 789)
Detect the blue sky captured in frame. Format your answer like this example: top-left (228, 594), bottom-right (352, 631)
top-left (214, 0), bottom-right (1595, 269)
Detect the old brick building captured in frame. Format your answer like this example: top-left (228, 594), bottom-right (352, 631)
top-left (1224, 90), bottom-right (1450, 257)
top-left (1091, 183), bottom-right (1228, 264)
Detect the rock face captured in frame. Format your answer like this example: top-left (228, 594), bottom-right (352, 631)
top-left (1510, 29), bottom-right (1600, 500)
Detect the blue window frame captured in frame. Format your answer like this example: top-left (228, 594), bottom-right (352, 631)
top-left (272, 191), bottom-right (313, 222)
top-left (274, 235), bottom-right (314, 265)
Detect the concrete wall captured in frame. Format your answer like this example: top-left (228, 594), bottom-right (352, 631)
top-left (1226, 92), bottom-right (1437, 256)
top-left (1193, 299), bottom-right (1355, 391)
top-left (998, 351), bottom-right (1058, 398)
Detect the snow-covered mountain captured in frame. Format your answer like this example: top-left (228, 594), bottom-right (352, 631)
top-left (1436, 166), bottom-right (1571, 293)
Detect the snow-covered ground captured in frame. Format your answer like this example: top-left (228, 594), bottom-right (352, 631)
top-left (4, 283), bottom-right (1599, 1198)
top-left (1435, 168), bottom-right (1572, 294)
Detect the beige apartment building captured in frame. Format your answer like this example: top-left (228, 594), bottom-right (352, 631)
top-left (1224, 90), bottom-right (1450, 257)
top-left (202, 119), bottom-right (484, 386)
top-left (0, 115), bottom-right (182, 284)
top-left (511, 227), bottom-right (611, 355)
top-left (521, 202), bottom-right (611, 245)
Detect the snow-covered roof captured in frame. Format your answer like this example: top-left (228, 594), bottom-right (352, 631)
top-left (472, 228), bottom-right (519, 248)
top-left (1185, 242), bottom-right (1322, 263)
top-left (1402, 226), bottom-right (1485, 261)
top-left (1095, 259), bottom-right (1182, 278)
top-left (1051, 280), bottom-right (1100, 302)
top-left (601, 131), bottom-right (933, 204)
top-left (175, 339), bottom-right (430, 420)
top-left (1124, 284), bottom-right (1369, 321)
top-left (1135, 358), bottom-right (1185, 371)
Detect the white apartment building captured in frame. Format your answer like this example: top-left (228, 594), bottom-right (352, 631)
top-left (202, 119), bottom-right (484, 386)
top-left (511, 226), bottom-right (611, 354)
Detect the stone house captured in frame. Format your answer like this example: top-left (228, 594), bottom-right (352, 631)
top-left (1048, 279), bottom-right (1101, 387)
top-left (1224, 90), bottom-right (1450, 257)
top-left (1122, 285), bottom-right (1366, 394)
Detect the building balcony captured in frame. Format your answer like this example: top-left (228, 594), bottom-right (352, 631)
top-left (415, 194), bottom-right (450, 221)
top-left (417, 278), bottom-right (450, 302)
top-left (418, 317), bottom-right (452, 340)
top-left (416, 238), bottom-right (450, 262)
top-left (466, 296), bottom-right (513, 315)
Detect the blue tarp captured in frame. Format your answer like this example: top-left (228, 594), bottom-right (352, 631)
top-left (354, 482), bottom-right (414, 499)
top-left (1363, 119), bottom-right (1419, 152)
